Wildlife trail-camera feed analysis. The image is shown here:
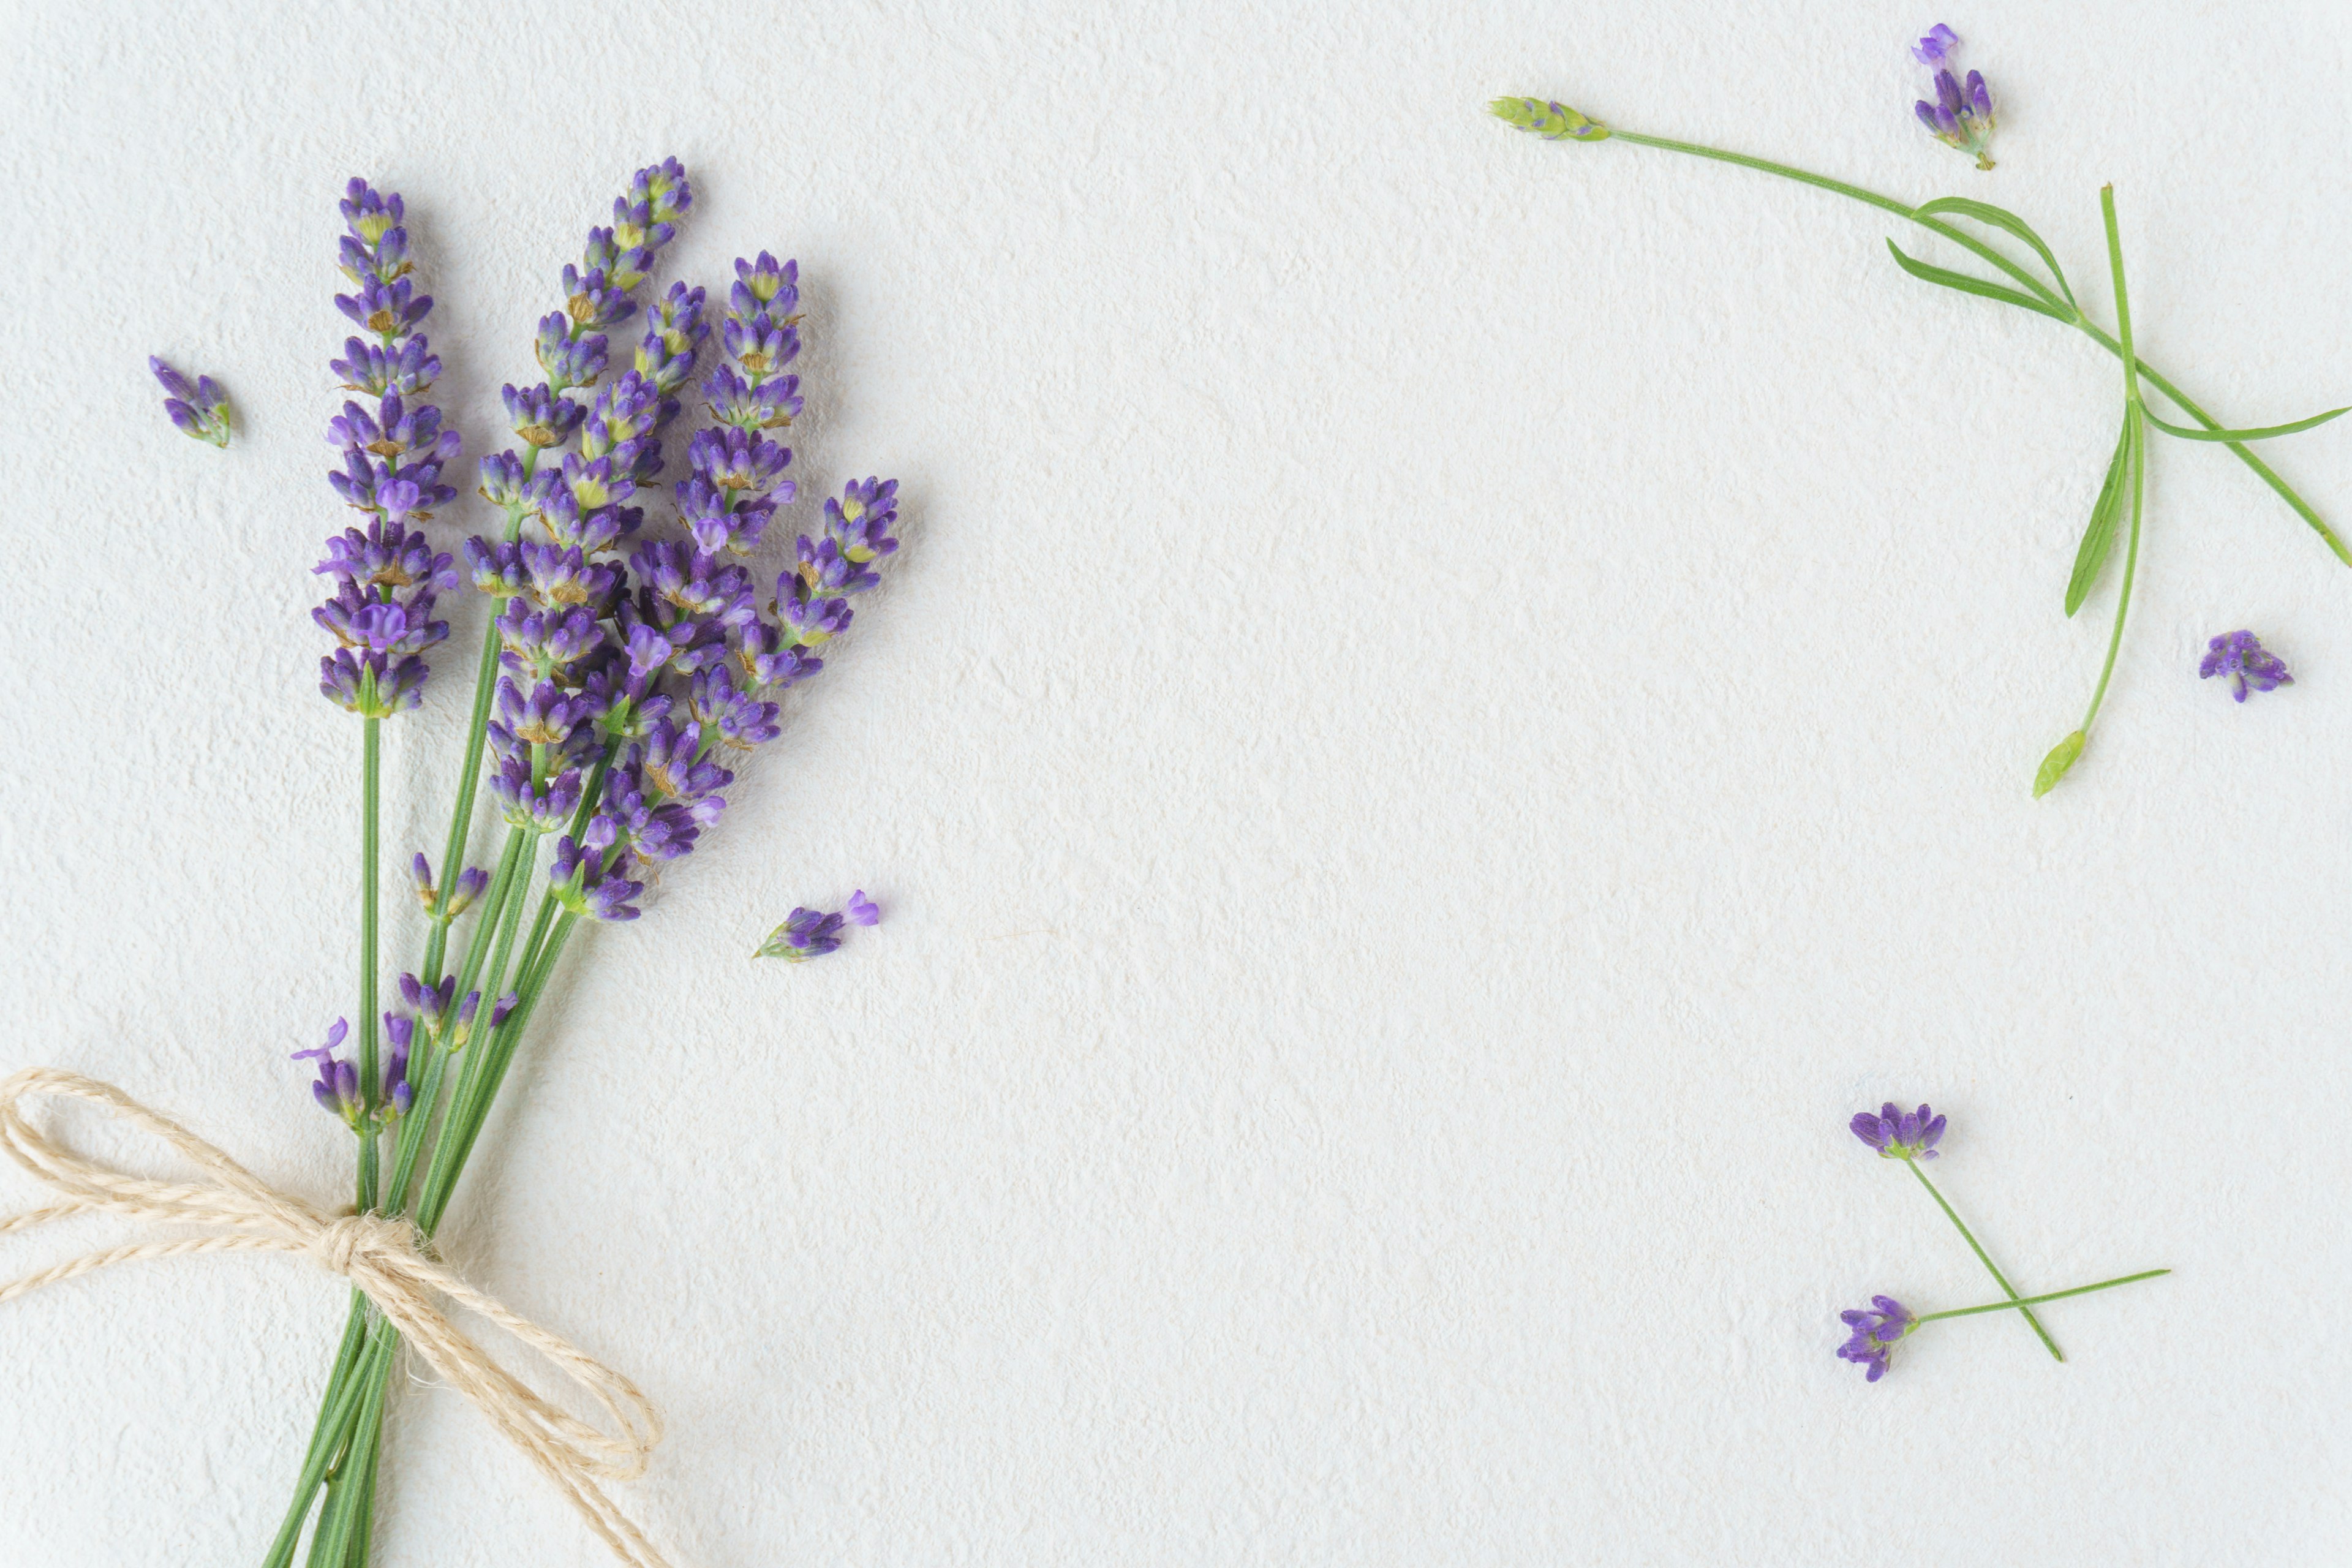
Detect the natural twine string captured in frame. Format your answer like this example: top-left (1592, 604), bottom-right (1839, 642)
top-left (0, 1066), bottom-right (682, 1568)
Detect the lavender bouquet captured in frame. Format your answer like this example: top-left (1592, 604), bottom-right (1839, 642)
top-left (0, 159), bottom-right (902, 1566)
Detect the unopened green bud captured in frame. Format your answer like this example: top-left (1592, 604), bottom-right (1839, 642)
top-left (1488, 96), bottom-right (1608, 142)
top-left (2032, 730), bottom-right (2086, 798)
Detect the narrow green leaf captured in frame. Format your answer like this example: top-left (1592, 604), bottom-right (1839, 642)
top-left (2064, 417), bottom-right (2135, 617)
top-left (1915, 197), bottom-right (2078, 309)
top-left (2142, 404), bottom-right (2351, 443)
top-left (1883, 240), bottom-right (2073, 322)
top-left (2033, 730), bottom-right (2087, 798)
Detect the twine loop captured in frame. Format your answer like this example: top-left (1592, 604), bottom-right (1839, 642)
top-left (0, 1066), bottom-right (682, 1568)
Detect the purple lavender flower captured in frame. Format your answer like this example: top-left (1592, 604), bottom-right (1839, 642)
top-left (1910, 26), bottom-right (1996, 170)
top-left (291, 1015), bottom-right (411, 1125)
top-left (292, 1019), bottom-right (361, 1123)
top-left (1836, 1295), bottom-right (1916, 1382)
top-left (317, 179), bottom-right (463, 718)
top-left (1850, 1102), bottom-right (1947, 1161)
top-left (686, 664), bottom-right (782, 749)
top-left (409, 853), bottom-right (489, 921)
top-left (549, 834), bottom-right (645, 921)
top-left (380, 1014), bottom-right (416, 1117)
top-left (2199, 630), bottom-right (2293, 702)
top-left (755, 892), bottom-right (878, 960)
top-left (151, 356), bottom-right (232, 447)
top-left (1910, 23), bottom-right (1958, 66)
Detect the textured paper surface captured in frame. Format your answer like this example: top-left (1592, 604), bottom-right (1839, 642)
top-left (2, 1), bottom-right (2347, 1562)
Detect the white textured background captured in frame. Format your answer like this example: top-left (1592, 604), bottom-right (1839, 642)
top-left (2, 1), bottom-right (2346, 1562)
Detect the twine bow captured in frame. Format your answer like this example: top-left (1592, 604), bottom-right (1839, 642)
top-left (0, 1066), bottom-right (682, 1568)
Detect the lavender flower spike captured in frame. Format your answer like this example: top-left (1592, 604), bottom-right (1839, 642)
top-left (316, 178), bottom-right (464, 718)
top-left (1910, 25), bottom-right (1996, 171)
top-left (1849, 1102), bottom-right (1946, 1161)
top-left (152, 356), bottom-right (232, 446)
top-left (2199, 630), bottom-right (2293, 702)
top-left (1837, 1295), bottom-right (1917, 1382)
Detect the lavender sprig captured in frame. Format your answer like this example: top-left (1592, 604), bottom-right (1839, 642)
top-left (151, 356), bottom-right (232, 445)
top-left (1836, 1271), bottom-right (2171, 1384)
top-left (316, 179), bottom-right (461, 720)
top-left (1489, 68), bottom-right (2351, 797)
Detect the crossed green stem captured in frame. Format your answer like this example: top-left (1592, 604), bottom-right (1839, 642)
top-left (1916, 1268), bottom-right (2169, 1324)
top-left (1904, 1159), bottom-right (2061, 1361)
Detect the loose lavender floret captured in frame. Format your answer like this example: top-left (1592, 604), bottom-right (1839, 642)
top-left (1910, 25), bottom-right (1996, 171)
top-left (756, 891), bottom-right (879, 960)
top-left (1837, 1295), bottom-right (1917, 1382)
top-left (2199, 630), bottom-right (2293, 702)
top-left (316, 179), bottom-right (462, 718)
top-left (151, 356), bottom-right (232, 446)
top-left (1850, 1101), bottom-right (1945, 1161)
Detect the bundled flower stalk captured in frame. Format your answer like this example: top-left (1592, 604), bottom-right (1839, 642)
top-left (266, 161), bottom-right (903, 1566)
top-left (1489, 23), bottom-right (2348, 796)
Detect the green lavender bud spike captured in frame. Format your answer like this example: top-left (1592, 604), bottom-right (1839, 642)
top-left (1488, 96), bottom-right (1609, 141)
top-left (2032, 730), bottom-right (2086, 797)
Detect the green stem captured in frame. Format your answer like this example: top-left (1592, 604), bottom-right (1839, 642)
top-left (2078, 186), bottom-right (2146, 736)
top-left (417, 910), bottom-right (576, 1234)
top-left (258, 1309), bottom-right (373, 1568)
top-left (420, 616), bottom-right (508, 983)
top-left (1600, 128), bottom-right (2351, 564)
top-left (357, 718), bottom-right (382, 1212)
top-left (1905, 1161), bottom-right (2062, 1362)
top-left (1915, 1268), bottom-right (2171, 1324)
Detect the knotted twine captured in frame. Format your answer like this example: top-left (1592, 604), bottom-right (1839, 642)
top-left (0, 1066), bottom-right (682, 1568)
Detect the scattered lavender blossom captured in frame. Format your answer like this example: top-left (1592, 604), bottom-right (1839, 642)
top-left (756, 891), bottom-right (880, 961)
top-left (1910, 24), bottom-right (1996, 171)
top-left (151, 356), bottom-right (232, 446)
top-left (315, 179), bottom-right (461, 718)
top-left (1837, 1295), bottom-right (1916, 1382)
top-left (2199, 630), bottom-right (2293, 702)
top-left (1850, 1102), bottom-right (1946, 1161)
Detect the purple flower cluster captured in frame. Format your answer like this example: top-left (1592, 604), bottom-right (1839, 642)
top-left (1849, 1102), bottom-right (1946, 1161)
top-left (1837, 1295), bottom-right (1916, 1381)
top-left (464, 162), bottom-right (699, 867)
top-left (292, 1017), bottom-right (410, 1128)
top-left (151, 356), bottom-right (232, 446)
top-left (461, 183), bottom-right (902, 925)
top-left (2199, 630), bottom-right (2293, 702)
top-left (1911, 24), bottom-right (1996, 172)
top-left (315, 180), bottom-right (462, 717)
top-left (756, 891), bottom-right (880, 961)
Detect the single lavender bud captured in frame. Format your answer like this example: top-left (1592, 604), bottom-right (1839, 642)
top-left (151, 356), bottom-right (233, 447)
top-left (489, 992), bottom-right (520, 1031)
top-left (449, 865), bottom-right (491, 917)
top-left (846, 891), bottom-right (880, 927)
top-left (1910, 23), bottom-right (1958, 66)
top-left (448, 989), bottom-right (484, 1049)
top-left (410, 851), bottom-right (437, 910)
top-left (1487, 96), bottom-right (1609, 141)
top-left (1836, 1297), bottom-right (1917, 1382)
top-left (2199, 630), bottom-right (2293, 702)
